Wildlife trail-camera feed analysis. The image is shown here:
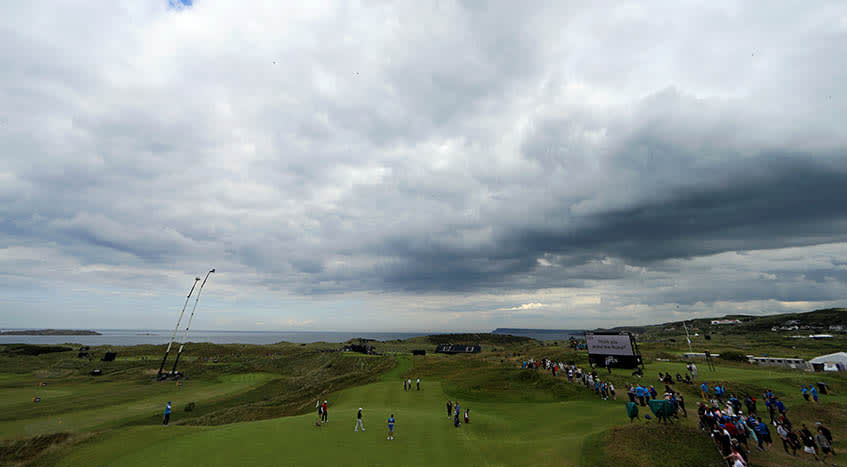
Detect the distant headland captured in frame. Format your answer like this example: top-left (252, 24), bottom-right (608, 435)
top-left (0, 329), bottom-right (102, 336)
top-left (492, 328), bottom-right (584, 340)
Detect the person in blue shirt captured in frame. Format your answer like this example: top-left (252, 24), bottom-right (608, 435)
top-left (802, 385), bottom-right (810, 401)
top-left (775, 398), bottom-right (786, 415)
top-left (701, 382), bottom-right (709, 401)
top-left (754, 417), bottom-right (773, 449)
top-left (809, 385), bottom-right (818, 402)
top-left (162, 401), bottom-right (172, 426)
top-left (636, 385), bottom-right (646, 406)
top-left (713, 384), bottom-right (723, 403)
top-left (387, 414), bottom-right (395, 440)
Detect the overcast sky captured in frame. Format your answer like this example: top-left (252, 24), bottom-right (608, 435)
top-left (2, 1), bottom-right (846, 332)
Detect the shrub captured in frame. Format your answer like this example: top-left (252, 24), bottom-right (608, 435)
top-left (718, 351), bottom-right (748, 362)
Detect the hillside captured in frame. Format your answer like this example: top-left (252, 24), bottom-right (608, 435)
top-left (599, 307), bottom-right (847, 338)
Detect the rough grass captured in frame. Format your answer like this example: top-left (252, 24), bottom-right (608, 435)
top-left (0, 432), bottom-right (87, 466)
top-left (580, 423), bottom-right (724, 466)
top-left (0, 345), bottom-right (74, 356)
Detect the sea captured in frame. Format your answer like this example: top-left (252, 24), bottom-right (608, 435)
top-left (0, 329), bottom-right (442, 347)
top-left (491, 328), bottom-right (585, 341)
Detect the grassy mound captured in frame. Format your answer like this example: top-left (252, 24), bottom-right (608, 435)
top-left (0, 432), bottom-right (77, 466)
top-left (580, 423), bottom-right (724, 466)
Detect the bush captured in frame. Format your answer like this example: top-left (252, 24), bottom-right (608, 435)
top-left (0, 344), bottom-right (73, 356)
top-left (718, 351), bottom-right (748, 362)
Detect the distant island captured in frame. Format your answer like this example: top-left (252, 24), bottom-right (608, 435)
top-left (0, 329), bottom-right (101, 336)
top-left (492, 328), bottom-right (584, 340)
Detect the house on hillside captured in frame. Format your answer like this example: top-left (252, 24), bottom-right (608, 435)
top-left (710, 319), bottom-right (741, 325)
top-left (435, 344), bottom-right (481, 354)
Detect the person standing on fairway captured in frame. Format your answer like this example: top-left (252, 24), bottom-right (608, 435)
top-left (354, 408), bottom-right (365, 432)
top-left (162, 401), bottom-right (172, 426)
top-left (447, 400), bottom-right (453, 418)
top-left (321, 400), bottom-right (328, 423)
top-left (416, 377), bottom-right (420, 391)
top-left (387, 414), bottom-right (395, 440)
top-left (403, 379), bottom-right (407, 391)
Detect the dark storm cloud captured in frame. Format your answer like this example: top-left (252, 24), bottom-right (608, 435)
top-left (522, 156), bottom-right (847, 262)
top-left (357, 152), bottom-right (847, 293)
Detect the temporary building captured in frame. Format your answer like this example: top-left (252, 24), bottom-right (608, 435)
top-left (809, 352), bottom-right (847, 372)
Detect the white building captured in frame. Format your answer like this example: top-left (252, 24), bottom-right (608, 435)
top-left (710, 319), bottom-right (742, 325)
top-left (746, 355), bottom-right (811, 370)
top-left (809, 352), bottom-right (847, 372)
top-left (682, 352), bottom-right (720, 359)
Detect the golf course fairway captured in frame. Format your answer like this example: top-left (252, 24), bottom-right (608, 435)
top-left (52, 375), bottom-right (620, 466)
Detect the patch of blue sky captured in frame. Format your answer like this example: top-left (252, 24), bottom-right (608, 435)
top-left (168, 0), bottom-right (192, 9)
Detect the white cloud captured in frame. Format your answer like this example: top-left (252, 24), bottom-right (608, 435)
top-left (1, 1), bottom-right (846, 331)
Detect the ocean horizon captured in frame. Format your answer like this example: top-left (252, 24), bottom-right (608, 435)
top-left (0, 329), bottom-right (449, 346)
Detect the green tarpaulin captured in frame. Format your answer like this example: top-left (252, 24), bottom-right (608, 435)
top-left (648, 399), bottom-right (675, 421)
top-left (626, 402), bottom-right (639, 420)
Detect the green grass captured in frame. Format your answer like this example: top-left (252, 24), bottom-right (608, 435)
top-left (1, 337), bottom-right (845, 466)
top-left (0, 373), bottom-right (275, 439)
top-left (51, 371), bottom-right (621, 467)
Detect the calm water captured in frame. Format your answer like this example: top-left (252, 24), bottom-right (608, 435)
top-left (492, 328), bottom-right (584, 341)
top-left (0, 329), bottom-right (441, 346)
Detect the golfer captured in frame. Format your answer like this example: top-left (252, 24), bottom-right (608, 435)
top-left (354, 408), bottom-right (365, 432)
top-left (387, 414), bottom-right (395, 440)
top-left (162, 401), bottom-right (172, 426)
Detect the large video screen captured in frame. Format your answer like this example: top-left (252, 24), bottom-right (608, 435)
top-left (585, 333), bottom-right (634, 356)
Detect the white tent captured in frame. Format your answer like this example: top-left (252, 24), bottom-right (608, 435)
top-left (809, 352), bottom-right (847, 371)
